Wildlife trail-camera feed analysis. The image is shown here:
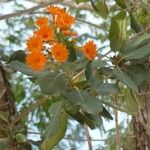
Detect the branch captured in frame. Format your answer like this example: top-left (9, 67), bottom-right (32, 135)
top-left (0, 0), bottom-right (62, 20)
top-left (64, 137), bottom-right (106, 142)
top-left (114, 94), bottom-right (121, 150)
top-left (76, 18), bottom-right (108, 30)
top-left (84, 124), bottom-right (93, 150)
top-left (0, 0), bottom-right (93, 21)
top-left (129, 26), bottom-right (150, 40)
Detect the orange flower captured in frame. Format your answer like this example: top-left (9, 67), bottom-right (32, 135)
top-left (35, 25), bottom-right (53, 41)
top-left (27, 36), bottom-right (43, 52)
top-left (51, 43), bottom-right (69, 63)
top-left (46, 5), bottom-right (66, 15)
top-left (26, 52), bottom-right (47, 71)
top-left (35, 17), bottom-right (48, 27)
top-left (83, 40), bottom-right (97, 60)
top-left (55, 13), bottom-right (75, 29)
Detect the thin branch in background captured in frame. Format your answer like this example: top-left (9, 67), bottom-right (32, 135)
top-left (129, 26), bottom-right (150, 40)
top-left (64, 137), bottom-right (106, 142)
top-left (0, 0), bottom-right (93, 21)
top-left (114, 94), bottom-right (121, 150)
top-left (76, 18), bottom-right (108, 30)
top-left (0, 0), bottom-right (63, 20)
top-left (28, 131), bottom-right (41, 135)
top-left (84, 124), bottom-right (93, 150)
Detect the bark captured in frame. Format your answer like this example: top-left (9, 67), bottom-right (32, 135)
top-left (132, 84), bottom-right (150, 150)
top-left (0, 64), bottom-right (16, 138)
top-left (0, 63), bottom-right (31, 150)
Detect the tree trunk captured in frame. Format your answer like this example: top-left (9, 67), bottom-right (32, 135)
top-left (0, 64), bottom-right (16, 137)
top-left (0, 63), bottom-right (31, 149)
top-left (132, 84), bottom-right (150, 150)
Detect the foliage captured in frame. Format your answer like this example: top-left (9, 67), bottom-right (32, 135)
top-left (0, 0), bottom-right (150, 149)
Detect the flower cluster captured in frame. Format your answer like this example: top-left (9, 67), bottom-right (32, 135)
top-left (26, 5), bottom-right (97, 71)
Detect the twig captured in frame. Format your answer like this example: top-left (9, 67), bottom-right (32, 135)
top-left (0, 0), bottom-right (62, 20)
top-left (0, 0), bottom-right (93, 21)
top-left (76, 18), bottom-right (107, 30)
top-left (129, 26), bottom-right (150, 40)
top-left (84, 124), bottom-right (93, 150)
top-left (28, 131), bottom-right (41, 135)
top-left (72, 69), bottom-right (85, 81)
top-left (114, 94), bottom-right (121, 150)
top-left (64, 137), bottom-right (106, 142)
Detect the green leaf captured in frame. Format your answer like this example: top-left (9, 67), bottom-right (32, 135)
top-left (96, 0), bottom-right (109, 18)
top-left (125, 33), bottom-right (150, 52)
top-left (41, 101), bottom-right (67, 150)
top-left (8, 50), bottom-right (26, 63)
top-left (129, 12), bottom-right (141, 33)
top-left (115, 0), bottom-right (127, 8)
top-left (61, 60), bottom-right (87, 74)
top-left (36, 73), bottom-right (68, 95)
top-left (125, 42), bottom-right (150, 59)
top-left (96, 83), bottom-right (119, 95)
top-left (109, 11), bottom-right (127, 52)
top-left (95, 67), bottom-right (113, 79)
top-left (75, 0), bottom-right (90, 4)
top-left (92, 59), bottom-right (107, 69)
top-left (85, 61), bottom-right (92, 81)
top-left (113, 68), bottom-right (138, 92)
top-left (65, 104), bottom-right (97, 129)
top-left (121, 89), bottom-right (140, 115)
top-left (14, 84), bottom-right (25, 103)
top-left (15, 133), bottom-right (26, 143)
top-left (9, 61), bottom-right (49, 78)
top-left (65, 102), bottom-right (106, 128)
top-left (124, 64), bottom-right (150, 87)
top-left (66, 41), bottom-right (77, 62)
top-left (60, 62), bottom-right (77, 74)
top-left (65, 90), bottom-right (103, 115)
top-left (74, 81), bottom-right (87, 90)
top-left (42, 101), bottom-right (63, 139)
top-left (100, 106), bottom-right (113, 120)
top-left (0, 138), bottom-right (9, 150)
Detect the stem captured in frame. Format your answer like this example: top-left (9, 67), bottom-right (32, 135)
top-left (84, 124), bottom-right (93, 150)
top-left (64, 137), bottom-right (106, 142)
top-left (114, 94), bottom-right (121, 150)
top-left (72, 69), bottom-right (85, 82)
